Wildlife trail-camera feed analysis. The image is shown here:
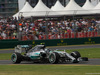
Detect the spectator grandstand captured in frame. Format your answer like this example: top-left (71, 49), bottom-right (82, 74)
top-left (0, 17), bottom-right (100, 40)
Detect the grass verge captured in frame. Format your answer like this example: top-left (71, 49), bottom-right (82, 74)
top-left (0, 49), bottom-right (14, 51)
top-left (0, 65), bottom-right (100, 75)
top-left (0, 53), bottom-right (11, 60)
top-left (66, 48), bottom-right (100, 58)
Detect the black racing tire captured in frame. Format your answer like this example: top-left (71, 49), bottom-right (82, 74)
top-left (11, 53), bottom-right (22, 64)
top-left (70, 51), bottom-right (81, 59)
top-left (49, 52), bottom-right (60, 64)
top-left (70, 51), bottom-right (81, 63)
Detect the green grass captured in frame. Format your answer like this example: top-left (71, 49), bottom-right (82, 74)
top-left (0, 65), bottom-right (100, 75)
top-left (0, 49), bottom-right (13, 50)
top-left (0, 48), bottom-right (100, 60)
top-left (66, 48), bottom-right (100, 58)
top-left (0, 53), bottom-right (12, 60)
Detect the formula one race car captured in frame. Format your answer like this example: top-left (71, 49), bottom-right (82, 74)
top-left (11, 45), bottom-right (88, 64)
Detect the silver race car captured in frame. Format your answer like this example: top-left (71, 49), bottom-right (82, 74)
top-left (11, 45), bottom-right (88, 64)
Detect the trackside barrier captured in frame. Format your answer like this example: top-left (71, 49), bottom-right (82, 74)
top-left (0, 39), bottom-right (32, 49)
top-left (0, 31), bottom-right (98, 41)
top-left (0, 37), bottom-right (100, 49)
top-left (37, 31), bottom-right (98, 40)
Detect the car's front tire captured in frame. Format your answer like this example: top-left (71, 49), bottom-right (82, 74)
top-left (70, 51), bottom-right (81, 63)
top-left (11, 53), bottom-right (22, 64)
top-left (49, 52), bottom-right (60, 64)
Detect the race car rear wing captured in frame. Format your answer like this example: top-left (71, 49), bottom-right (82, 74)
top-left (15, 45), bottom-right (30, 53)
top-left (20, 45), bottom-right (30, 48)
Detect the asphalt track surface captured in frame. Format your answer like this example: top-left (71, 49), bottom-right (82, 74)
top-left (0, 59), bottom-right (100, 65)
top-left (0, 44), bottom-right (100, 65)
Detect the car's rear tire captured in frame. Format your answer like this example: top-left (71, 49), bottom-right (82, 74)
top-left (49, 52), bottom-right (60, 64)
top-left (70, 51), bottom-right (81, 63)
top-left (11, 53), bottom-right (22, 64)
